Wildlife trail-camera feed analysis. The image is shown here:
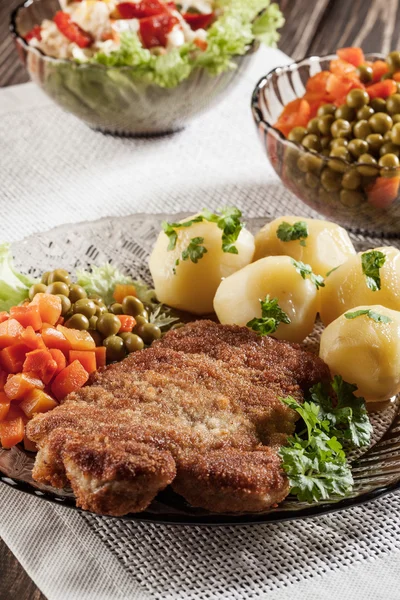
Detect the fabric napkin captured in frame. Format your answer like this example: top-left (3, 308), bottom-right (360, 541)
top-left (1, 46), bottom-right (400, 600)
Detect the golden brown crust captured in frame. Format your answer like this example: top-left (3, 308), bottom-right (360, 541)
top-left (27, 321), bottom-right (330, 516)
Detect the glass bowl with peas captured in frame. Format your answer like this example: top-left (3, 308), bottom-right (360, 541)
top-left (251, 50), bottom-right (400, 234)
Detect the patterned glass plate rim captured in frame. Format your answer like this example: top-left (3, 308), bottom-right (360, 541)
top-left (1, 213), bottom-right (400, 526)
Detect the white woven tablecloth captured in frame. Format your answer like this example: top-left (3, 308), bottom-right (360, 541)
top-left (1, 47), bottom-right (400, 600)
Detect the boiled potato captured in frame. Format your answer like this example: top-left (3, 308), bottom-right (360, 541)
top-left (320, 305), bottom-right (400, 403)
top-left (149, 216), bottom-right (255, 315)
top-left (254, 216), bottom-right (356, 276)
top-left (213, 256), bottom-right (318, 343)
top-left (320, 246), bottom-right (400, 326)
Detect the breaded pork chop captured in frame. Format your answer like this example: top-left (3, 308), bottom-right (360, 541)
top-left (27, 321), bottom-right (330, 516)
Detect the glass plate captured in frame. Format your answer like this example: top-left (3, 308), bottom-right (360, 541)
top-left (1, 214), bottom-right (400, 525)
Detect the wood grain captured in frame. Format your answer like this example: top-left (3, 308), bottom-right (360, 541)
top-left (0, 538), bottom-right (46, 600)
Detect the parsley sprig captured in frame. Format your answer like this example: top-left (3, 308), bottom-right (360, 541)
top-left (279, 376), bottom-right (372, 503)
top-left (361, 250), bottom-right (386, 291)
top-left (277, 221), bottom-right (308, 247)
top-left (291, 259), bottom-right (325, 290)
top-left (181, 237), bottom-right (207, 264)
top-left (247, 296), bottom-right (291, 336)
top-left (345, 309), bottom-right (392, 324)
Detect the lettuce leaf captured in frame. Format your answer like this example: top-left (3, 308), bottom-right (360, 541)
top-left (0, 244), bottom-right (36, 311)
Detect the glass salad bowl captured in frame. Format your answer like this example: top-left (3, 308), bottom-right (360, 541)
top-left (10, 0), bottom-right (259, 136)
top-left (251, 54), bottom-right (400, 235)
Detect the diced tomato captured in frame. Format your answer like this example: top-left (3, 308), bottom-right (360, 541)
top-left (139, 12), bottom-right (179, 48)
top-left (367, 176), bottom-right (400, 209)
top-left (30, 293), bottom-right (62, 326)
top-left (25, 25), bottom-right (42, 42)
top-left (275, 98), bottom-right (311, 137)
top-left (10, 304), bottom-right (42, 331)
top-left (0, 319), bottom-right (24, 349)
top-left (69, 350), bottom-right (97, 374)
top-left (117, 315), bottom-right (136, 332)
top-left (0, 417), bottom-right (25, 448)
top-left (0, 392), bottom-right (10, 421)
top-left (41, 325), bottom-right (71, 354)
top-left (371, 60), bottom-right (390, 82)
top-left (367, 79), bottom-right (397, 99)
top-left (21, 326), bottom-right (46, 350)
top-left (4, 373), bottom-right (44, 401)
top-left (183, 12), bottom-right (214, 30)
top-left (0, 344), bottom-right (31, 374)
top-left (23, 349), bottom-right (58, 385)
top-left (49, 348), bottom-right (67, 374)
top-left (113, 284), bottom-right (137, 304)
top-left (337, 47), bottom-right (365, 68)
top-left (51, 361), bottom-right (89, 401)
top-left (94, 347), bottom-right (106, 369)
top-left (19, 389), bottom-right (58, 419)
top-left (57, 326), bottom-right (95, 352)
top-left (0, 312), bottom-right (9, 324)
top-left (53, 11), bottom-right (93, 48)
top-left (116, 0), bottom-right (168, 18)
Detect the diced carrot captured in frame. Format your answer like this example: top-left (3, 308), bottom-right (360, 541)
top-left (0, 312), bottom-right (9, 324)
top-left (330, 58), bottom-right (358, 78)
top-left (23, 349), bottom-right (58, 384)
top-left (69, 350), bottom-right (97, 374)
top-left (10, 304), bottom-right (42, 331)
top-left (41, 325), bottom-right (71, 354)
top-left (305, 71), bottom-right (331, 94)
top-left (49, 348), bottom-right (66, 374)
top-left (51, 360), bottom-right (89, 401)
top-left (371, 60), bottom-right (390, 82)
top-left (23, 434), bottom-right (37, 452)
top-left (4, 372), bottom-right (44, 401)
top-left (7, 404), bottom-right (27, 421)
top-left (19, 388), bottom-right (58, 419)
top-left (30, 293), bottom-right (62, 326)
top-left (21, 326), bottom-right (46, 350)
top-left (117, 315), bottom-right (136, 333)
top-left (0, 344), bottom-right (31, 374)
top-left (275, 98), bottom-right (311, 138)
top-left (57, 325), bottom-right (95, 351)
top-left (326, 73), bottom-right (364, 106)
top-left (0, 392), bottom-right (10, 421)
top-left (367, 79), bottom-right (397, 99)
top-left (367, 176), bottom-right (400, 209)
top-left (0, 371), bottom-right (7, 391)
top-left (113, 284), bottom-right (137, 303)
top-left (0, 417), bottom-right (25, 448)
top-left (393, 72), bottom-right (400, 83)
top-left (0, 319), bottom-right (24, 349)
top-left (94, 346), bottom-right (106, 369)
top-left (337, 47), bottom-right (365, 68)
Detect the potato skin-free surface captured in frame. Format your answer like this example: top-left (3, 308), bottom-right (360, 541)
top-left (319, 246), bottom-right (400, 326)
top-left (254, 216), bottom-right (356, 276)
top-left (213, 256), bottom-right (318, 343)
top-left (149, 219), bottom-right (255, 315)
top-left (320, 305), bottom-right (400, 403)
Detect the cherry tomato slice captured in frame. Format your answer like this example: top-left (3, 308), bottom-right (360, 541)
top-left (54, 11), bottom-right (93, 49)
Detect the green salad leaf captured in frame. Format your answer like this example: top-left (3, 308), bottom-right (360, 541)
top-left (247, 295), bottom-right (291, 336)
top-left (0, 244), bottom-right (36, 311)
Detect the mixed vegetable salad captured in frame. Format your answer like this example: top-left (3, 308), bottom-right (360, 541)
top-left (25, 0), bottom-right (284, 88)
top-left (275, 47), bottom-right (400, 210)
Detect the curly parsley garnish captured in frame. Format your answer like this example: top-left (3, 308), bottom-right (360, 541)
top-left (345, 309), bottom-right (392, 324)
top-left (246, 296), bottom-right (291, 336)
top-left (162, 207), bottom-right (244, 273)
top-left (277, 221), bottom-right (308, 247)
top-left (279, 376), bottom-right (372, 503)
top-left (291, 259), bottom-right (325, 290)
top-left (361, 250), bottom-right (386, 291)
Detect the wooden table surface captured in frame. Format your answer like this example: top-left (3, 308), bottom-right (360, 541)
top-left (0, 0), bottom-right (399, 598)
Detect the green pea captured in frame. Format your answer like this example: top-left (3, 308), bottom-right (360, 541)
top-left (305, 172), bottom-right (319, 188)
top-left (328, 147), bottom-right (350, 172)
top-left (317, 103), bottom-right (336, 117)
top-left (297, 155), bottom-right (309, 173)
top-left (346, 88), bottom-right (370, 109)
top-left (134, 315), bottom-right (148, 329)
top-left (357, 105), bottom-right (374, 121)
top-left (122, 295), bottom-right (145, 317)
top-left (47, 269), bottom-right (71, 286)
top-left (95, 304), bottom-right (107, 318)
top-left (65, 314), bottom-right (90, 331)
top-left (120, 332), bottom-right (145, 353)
top-left (330, 138), bottom-right (348, 149)
top-left (288, 127), bottom-right (307, 144)
top-left (391, 123), bottom-right (400, 145)
top-left (320, 168), bottom-right (342, 192)
top-left (379, 153), bottom-right (400, 168)
top-left (104, 335), bottom-right (126, 363)
top-left (88, 316), bottom-right (98, 330)
top-left (306, 118), bottom-right (320, 135)
top-left (387, 51), bottom-right (400, 72)
top-left (381, 72), bottom-right (394, 81)
top-left (57, 294), bottom-right (72, 316)
top-left (386, 94), bottom-right (400, 116)
top-left (331, 119), bottom-right (352, 138)
top-left (320, 136), bottom-right (331, 149)
top-left (335, 105), bottom-right (355, 121)
top-left (342, 169), bottom-right (362, 190)
top-left (380, 142), bottom-right (400, 157)
top-left (41, 271), bottom-right (51, 285)
top-left (348, 138), bottom-right (369, 158)
top-left (370, 98), bottom-right (387, 113)
top-left (353, 120), bottom-right (372, 139)
top-left (393, 114), bottom-right (400, 124)
top-left (135, 323), bottom-right (162, 345)
top-left (73, 298), bottom-right (96, 319)
top-left (318, 114), bottom-right (335, 136)
top-left (46, 282), bottom-right (70, 297)
top-left (305, 154), bottom-right (323, 173)
top-left (69, 284), bottom-right (87, 303)
top-left (384, 130), bottom-right (393, 142)
top-left (97, 313), bottom-right (121, 337)
top-left (357, 154), bottom-right (379, 177)
top-left (28, 283), bottom-right (47, 301)
top-left (340, 189), bottom-right (364, 208)
top-left (366, 133), bottom-right (384, 154)
top-left (302, 134), bottom-right (321, 152)
top-left (369, 112), bottom-right (393, 134)
top-left (356, 64), bottom-right (373, 83)
top-left (110, 303), bottom-right (124, 315)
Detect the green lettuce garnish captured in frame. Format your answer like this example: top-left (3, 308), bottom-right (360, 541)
top-left (0, 244), bottom-right (36, 311)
